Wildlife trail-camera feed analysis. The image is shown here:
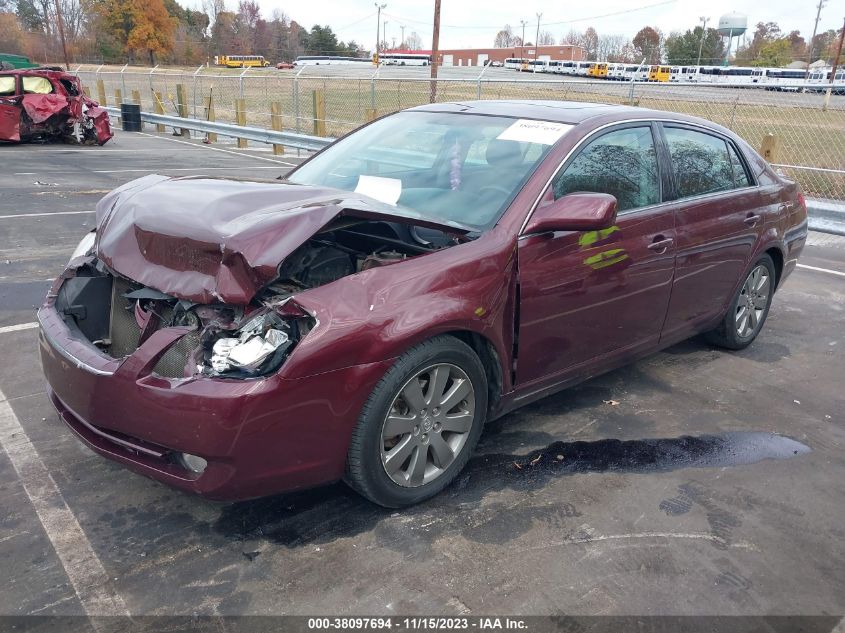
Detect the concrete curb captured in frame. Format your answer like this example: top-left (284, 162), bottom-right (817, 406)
top-left (807, 199), bottom-right (845, 236)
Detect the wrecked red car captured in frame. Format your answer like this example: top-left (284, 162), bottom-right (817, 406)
top-left (38, 101), bottom-right (807, 507)
top-left (0, 68), bottom-right (112, 145)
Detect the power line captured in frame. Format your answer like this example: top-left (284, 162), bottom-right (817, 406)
top-left (381, 0), bottom-right (676, 31)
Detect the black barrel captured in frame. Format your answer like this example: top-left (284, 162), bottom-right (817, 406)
top-left (120, 103), bottom-right (142, 132)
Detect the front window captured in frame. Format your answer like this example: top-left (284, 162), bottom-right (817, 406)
top-left (287, 111), bottom-right (566, 230)
top-left (550, 126), bottom-right (660, 212)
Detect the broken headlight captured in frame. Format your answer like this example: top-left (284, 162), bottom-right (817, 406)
top-left (205, 311), bottom-right (294, 377)
top-left (68, 230), bottom-right (96, 264)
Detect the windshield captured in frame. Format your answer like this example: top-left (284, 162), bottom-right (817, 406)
top-left (287, 111), bottom-right (569, 230)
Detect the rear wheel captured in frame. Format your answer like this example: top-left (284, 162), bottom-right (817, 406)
top-left (706, 254), bottom-right (776, 350)
top-left (345, 336), bottom-right (487, 507)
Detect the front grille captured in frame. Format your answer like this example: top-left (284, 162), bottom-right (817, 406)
top-left (153, 331), bottom-right (201, 378)
top-left (108, 276), bottom-right (141, 357)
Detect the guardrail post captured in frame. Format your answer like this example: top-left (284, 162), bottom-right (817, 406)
top-left (96, 79), bottom-right (106, 106)
top-left (205, 90), bottom-right (217, 143)
top-left (312, 89), bottom-right (326, 137)
top-left (235, 98), bottom-right (248, 148)
top-left (175, 83), bottom-right (189, 137)
top-left (114, 88), bottom-right (122, 105)
top-left (760, 133), bottom-right (781, 163)
top-left (153, 91), bottom-right (166, 133)
top-left (365, 108), bottom-right (378, 122)
top-left (270, 102), bottom-right (284, 155)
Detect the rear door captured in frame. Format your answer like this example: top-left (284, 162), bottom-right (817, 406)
top-left (658, 124), bottom-right (769, 340)
top-left (516, 123), bottom-right (677, 387)
top-left (0, 74), bottom-right (21, 141)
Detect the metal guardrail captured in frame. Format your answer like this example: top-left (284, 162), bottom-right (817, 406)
top-left (103, 106), bottom-right (334, 152)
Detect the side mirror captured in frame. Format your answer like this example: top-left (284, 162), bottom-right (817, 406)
top-left (523, 192), bottom-right (618, 234)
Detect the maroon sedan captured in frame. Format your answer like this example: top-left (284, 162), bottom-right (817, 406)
top-left (38, 101), bottom-right (807, 507)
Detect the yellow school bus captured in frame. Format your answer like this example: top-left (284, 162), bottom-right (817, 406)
top-left (215, 55), bottom-right (270, 68)
top-left (587, 63), bottom-right (608, 78)
top-left (648, 65), bottom-right (671, 82)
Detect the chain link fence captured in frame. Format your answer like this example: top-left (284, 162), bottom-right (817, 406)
top-left (74, 64), bottom-right (845, 203)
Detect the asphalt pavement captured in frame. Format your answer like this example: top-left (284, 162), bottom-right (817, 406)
top-left (0, 130), bottom-right (843, 621)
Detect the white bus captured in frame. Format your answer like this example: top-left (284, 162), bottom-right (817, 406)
top-left (524, 59), bottom-right (548, 72)
top-left (504, 57), bottom-right (530, 70)
top-left (380, 53), bottom-right (431, 66)
top-left (294, 56), bottom-right (372, 66)
top-left (805, 68), bottom-right (845, 93)
top-left (750, 68), bottom-right (806, 91)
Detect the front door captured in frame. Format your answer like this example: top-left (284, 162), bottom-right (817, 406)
top-left (516, 124), bottom-right (676, 387)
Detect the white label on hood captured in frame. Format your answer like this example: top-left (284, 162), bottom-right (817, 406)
top-left (497, 119), bottom-right (574, 145)
top-left (355, 175), bottom-right (402, 206)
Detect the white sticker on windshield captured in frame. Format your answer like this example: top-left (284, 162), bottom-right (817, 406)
top-left (496, 119), bottom-right (574, 145)
top-left (354, 175), bottom-right (402, 206)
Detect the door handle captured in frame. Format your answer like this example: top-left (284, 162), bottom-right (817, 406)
top-left (744, 214), bottom-right (761, 226)
top-left (647, 237), bottom-right (674, 252)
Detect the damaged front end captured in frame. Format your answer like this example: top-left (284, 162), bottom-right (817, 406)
top-left (52, 257), bottom-right (314, 380)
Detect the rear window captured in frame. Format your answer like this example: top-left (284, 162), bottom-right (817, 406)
top-left (663, 127), bottom-right (734, 199)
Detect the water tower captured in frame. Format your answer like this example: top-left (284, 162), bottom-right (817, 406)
top-left (717, 12), bottom-right (748, 65)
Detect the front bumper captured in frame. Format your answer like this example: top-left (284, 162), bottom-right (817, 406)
top-left (38, 304), bottom-right (392, 501)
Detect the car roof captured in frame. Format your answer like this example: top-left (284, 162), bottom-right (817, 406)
top-left (407, 99), bottom-right (703, 127)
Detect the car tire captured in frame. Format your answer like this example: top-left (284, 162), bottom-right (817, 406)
top-left (345, 335), bottom-right (488, 507)
top-left (705, 254), bottom-right (776, 350)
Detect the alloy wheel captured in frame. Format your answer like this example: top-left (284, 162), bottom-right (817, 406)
top-left (735, 265), bottom-right (771, 338)
top-left (380, 363), bottom-right (475, 487)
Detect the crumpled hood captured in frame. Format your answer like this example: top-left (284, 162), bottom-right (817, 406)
top-left (94, 175), bottom-right (455, 304)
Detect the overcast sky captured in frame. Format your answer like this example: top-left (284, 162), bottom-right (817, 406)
top-left (246, 0), bottom-right (842, 51)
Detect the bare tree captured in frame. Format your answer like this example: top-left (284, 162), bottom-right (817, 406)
top-left (405, 31), bottom-right (423, 50)
top-left (537, 30), bottom-right (555, 45)
top-left (494, 24), bottom-right (514, 47)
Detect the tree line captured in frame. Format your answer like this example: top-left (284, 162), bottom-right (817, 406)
top-left (0, 0), bottom-right (379, 65)
top-left (493, 21), bottom-right (844, 67)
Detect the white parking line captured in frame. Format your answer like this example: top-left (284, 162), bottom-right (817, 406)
top-left (0, 322), bottom-right (38, 335)
top-left (797, 263), bottom-right (845, 278)
top-left (0, 387), bottom-right (129, 617)
top-left (0, 210), bottom-right (94, 219)
top-left (136, 132), bottom-right (299, 166)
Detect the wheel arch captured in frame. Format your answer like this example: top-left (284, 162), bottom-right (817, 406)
top-left (765, 245), bottom-right (785, 290)
top-left (440, 330), bottom-right (504, 417)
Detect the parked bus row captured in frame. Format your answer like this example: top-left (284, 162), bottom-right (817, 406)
top-left (504, 58), bottom-right (844, 92)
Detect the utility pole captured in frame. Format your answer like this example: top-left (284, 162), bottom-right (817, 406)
top-left (400, 25), bottom-right (406, 49)
top-left (806, 0), bottom-right (826, 79)
top-left (823, 17), bottom-right (844, 110)
top-left (430, 0), bottom-right (441, 102)
top-left (520, 20), bottom-right (527, 62)
top-left (534, 12), bottom-right (542, 71)
top-left (384, 21), bottom-right (388, 51)
top-left (374, 3), bottom-right (386, 65)
top-left (53, 0), bottom-right (70, 70)
top-left (696, 16), bottom-right (709, 66)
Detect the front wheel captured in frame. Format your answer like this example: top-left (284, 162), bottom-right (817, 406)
top-left (345, 336), bottom-right (488, 507)
top-left (706, 254), bottom-right (776, 350)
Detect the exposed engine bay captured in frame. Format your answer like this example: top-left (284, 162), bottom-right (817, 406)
top-left (56, 219), bottom-right (459, 379)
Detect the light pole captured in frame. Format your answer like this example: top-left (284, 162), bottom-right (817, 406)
top-left (374, 3), bottom-right (386, 65)
top-left (696, 16), bottom-right (709, 66)
top-left (534, 13), bottom-right (542, 72)
top-left (384, 21), bottom-right (389, 51)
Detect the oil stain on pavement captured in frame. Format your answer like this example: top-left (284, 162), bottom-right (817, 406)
top-left (212, 431), bottom-right (810, 550)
